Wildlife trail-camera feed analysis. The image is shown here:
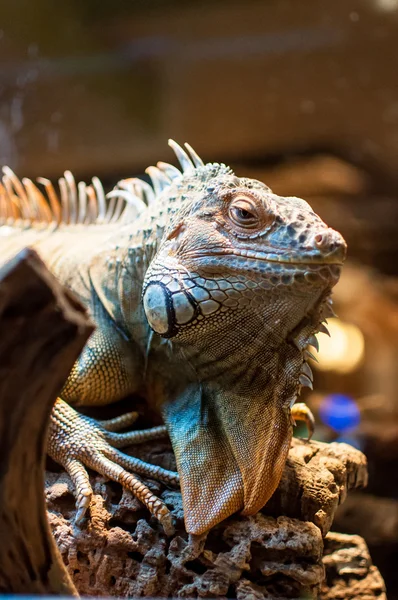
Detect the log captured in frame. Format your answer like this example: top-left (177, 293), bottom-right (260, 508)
top-left (46, 436), bottom-right (369, 598)
top-left (0, 249), bottom-right (94, 595)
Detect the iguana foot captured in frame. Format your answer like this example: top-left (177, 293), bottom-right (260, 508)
top-left (48, 398), bottom-right (178, 535)
top-left (291, 402), bottom-right (315, 440)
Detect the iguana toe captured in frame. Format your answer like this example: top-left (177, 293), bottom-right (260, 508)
top-left (64, 458), bottom-right (92, 525)
top-left (98, 410), bottom-right (139, 431)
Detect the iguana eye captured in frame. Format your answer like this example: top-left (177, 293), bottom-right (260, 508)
top-left (228, 197), bottom-right (259, 228)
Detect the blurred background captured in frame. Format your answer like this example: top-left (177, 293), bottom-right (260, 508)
top-left (1, 0), bottom-right (398, 594)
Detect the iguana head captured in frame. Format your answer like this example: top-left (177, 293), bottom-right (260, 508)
top-left (141, 141), bottom-right (346, 534)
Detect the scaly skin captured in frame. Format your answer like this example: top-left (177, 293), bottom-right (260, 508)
top-left (0, 141), bottom-right (346, 535)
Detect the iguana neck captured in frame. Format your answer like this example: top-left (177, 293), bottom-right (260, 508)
top-left (166, 286), bottom-right (330, 409)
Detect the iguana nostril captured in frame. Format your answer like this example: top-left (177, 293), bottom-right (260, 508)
top-left (314, 232), bottom-right (327, 247)
top-left (312, 228), bottom-right (347, 262)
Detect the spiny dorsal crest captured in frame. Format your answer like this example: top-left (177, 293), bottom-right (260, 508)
top-left (0, 140), bottom-right (230, 228)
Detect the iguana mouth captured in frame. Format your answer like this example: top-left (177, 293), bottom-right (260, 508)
top-left (196, 248), bottom-right (345, 267)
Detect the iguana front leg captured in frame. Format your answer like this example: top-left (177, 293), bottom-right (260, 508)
top-left (61, 326), bottom-right (140, 406)
top-left (48, 319), bottom-right (179, 534)
top-left (48, 400), bottom-right (177, 534)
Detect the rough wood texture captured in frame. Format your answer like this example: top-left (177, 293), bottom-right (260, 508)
top-left (265, 438), bottom-right (368, 536)
top-left (46, 436), bottom-right (368, 598)
top-left (0, 249), bottom-right (94, 595)
top-left (321, 532), bottom-right (387, 600)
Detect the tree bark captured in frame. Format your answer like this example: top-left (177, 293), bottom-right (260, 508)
top-left (0, 248), bottom-right (94, 595)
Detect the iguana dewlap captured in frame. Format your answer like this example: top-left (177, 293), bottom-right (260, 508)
top-left (0, 141), bottom-right (346, 535)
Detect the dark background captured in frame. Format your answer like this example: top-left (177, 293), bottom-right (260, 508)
top-left (1, 0), bottom-right (397, 595)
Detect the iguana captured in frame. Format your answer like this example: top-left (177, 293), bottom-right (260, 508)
top-left (0, 140), bottom-right (346, 536)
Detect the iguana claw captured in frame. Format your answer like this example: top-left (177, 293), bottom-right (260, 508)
top-left (291, 402), bottom-right (315, 440)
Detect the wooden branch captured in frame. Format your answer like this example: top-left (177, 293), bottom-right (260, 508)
top-left (0, 249), bottom-right (94, 595)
